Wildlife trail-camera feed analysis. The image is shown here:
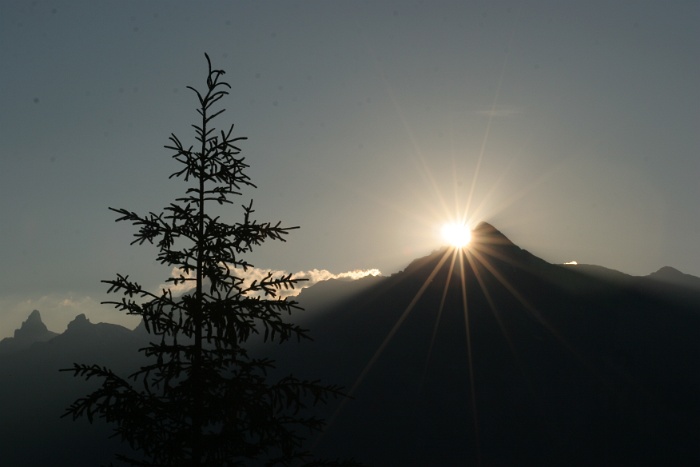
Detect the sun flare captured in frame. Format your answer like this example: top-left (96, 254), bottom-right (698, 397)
top-left (441, 223), bottom-right (472, 248)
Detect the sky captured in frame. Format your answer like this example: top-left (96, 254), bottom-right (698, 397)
top-left (1, 0), bottom-right (698, 337)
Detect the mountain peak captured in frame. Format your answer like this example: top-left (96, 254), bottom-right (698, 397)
top-left (0, 310), bottom-right (58, 355)
top-left (28, 309), bottom-right (42, 320)
top-left (14, 310), bottom-right (51, 339)
top-left (647, 266), bottom-right (700, 289)
top-left (66, 313), bottom-right (92, 332)
top-left (652, 266), bottom-right (682, 277)
top-left (470, 222), bottom-right (517, 248)
top-left (398, 223), bottom-right (526, 278)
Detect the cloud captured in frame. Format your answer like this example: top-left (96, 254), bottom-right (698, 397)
top-left (157, 266), bottom-right (382, 299)
top-left (245, 267), bottom-right (382, 298)
top-left (290, 268), bottom-right (382, 291)
top-left (0, 268), bottom-right (382, 339)
top-left (156, 267), bottom-right (197, 296)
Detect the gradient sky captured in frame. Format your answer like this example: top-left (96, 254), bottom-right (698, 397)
top-left (1, 1), bottom-right (698, 337)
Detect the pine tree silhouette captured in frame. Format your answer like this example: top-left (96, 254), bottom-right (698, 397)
top-left (62, 54), bottom-right (357, 467)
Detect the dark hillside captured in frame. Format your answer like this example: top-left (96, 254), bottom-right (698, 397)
top-left (2, 223), bottom-right (699, 465)
top-left (286, 223), bottom-right (700, 466)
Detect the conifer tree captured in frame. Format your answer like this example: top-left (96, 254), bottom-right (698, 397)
top-left (62, 54), bottom-right (352, 466)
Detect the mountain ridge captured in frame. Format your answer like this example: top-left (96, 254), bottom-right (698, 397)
top-left (2, 225), bottom-right (700, 465)
top-left (285, 226), bottom-right (700, 465)
top-left (2, 221), bottom-right (699, 348)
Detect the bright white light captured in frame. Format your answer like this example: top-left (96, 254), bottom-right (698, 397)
top-left (441, 223), bottom-right (472, 248)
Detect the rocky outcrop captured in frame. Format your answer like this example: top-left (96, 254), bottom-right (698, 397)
top-left (0, 310), bottom-right (58, 355)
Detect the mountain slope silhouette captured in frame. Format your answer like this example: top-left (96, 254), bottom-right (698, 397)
top-left (0, 314), bottom-right (148, 466)
top-left (284, 222), bottom-right (700, 466)
top-left (1, 222), bottom-right (699, 466)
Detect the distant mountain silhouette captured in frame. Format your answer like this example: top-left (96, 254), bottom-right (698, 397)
top-left (648, 265), bottom-right (700, 286)
top-left (0, 309), bottom-right (58, 355)
top-left (0, 314), bottom-right (148, 466)
top-left (1, 222), bottom-right (699, 466)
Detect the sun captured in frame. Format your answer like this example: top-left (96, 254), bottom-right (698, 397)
top-left (441, 222), bottom-right (472, 248)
